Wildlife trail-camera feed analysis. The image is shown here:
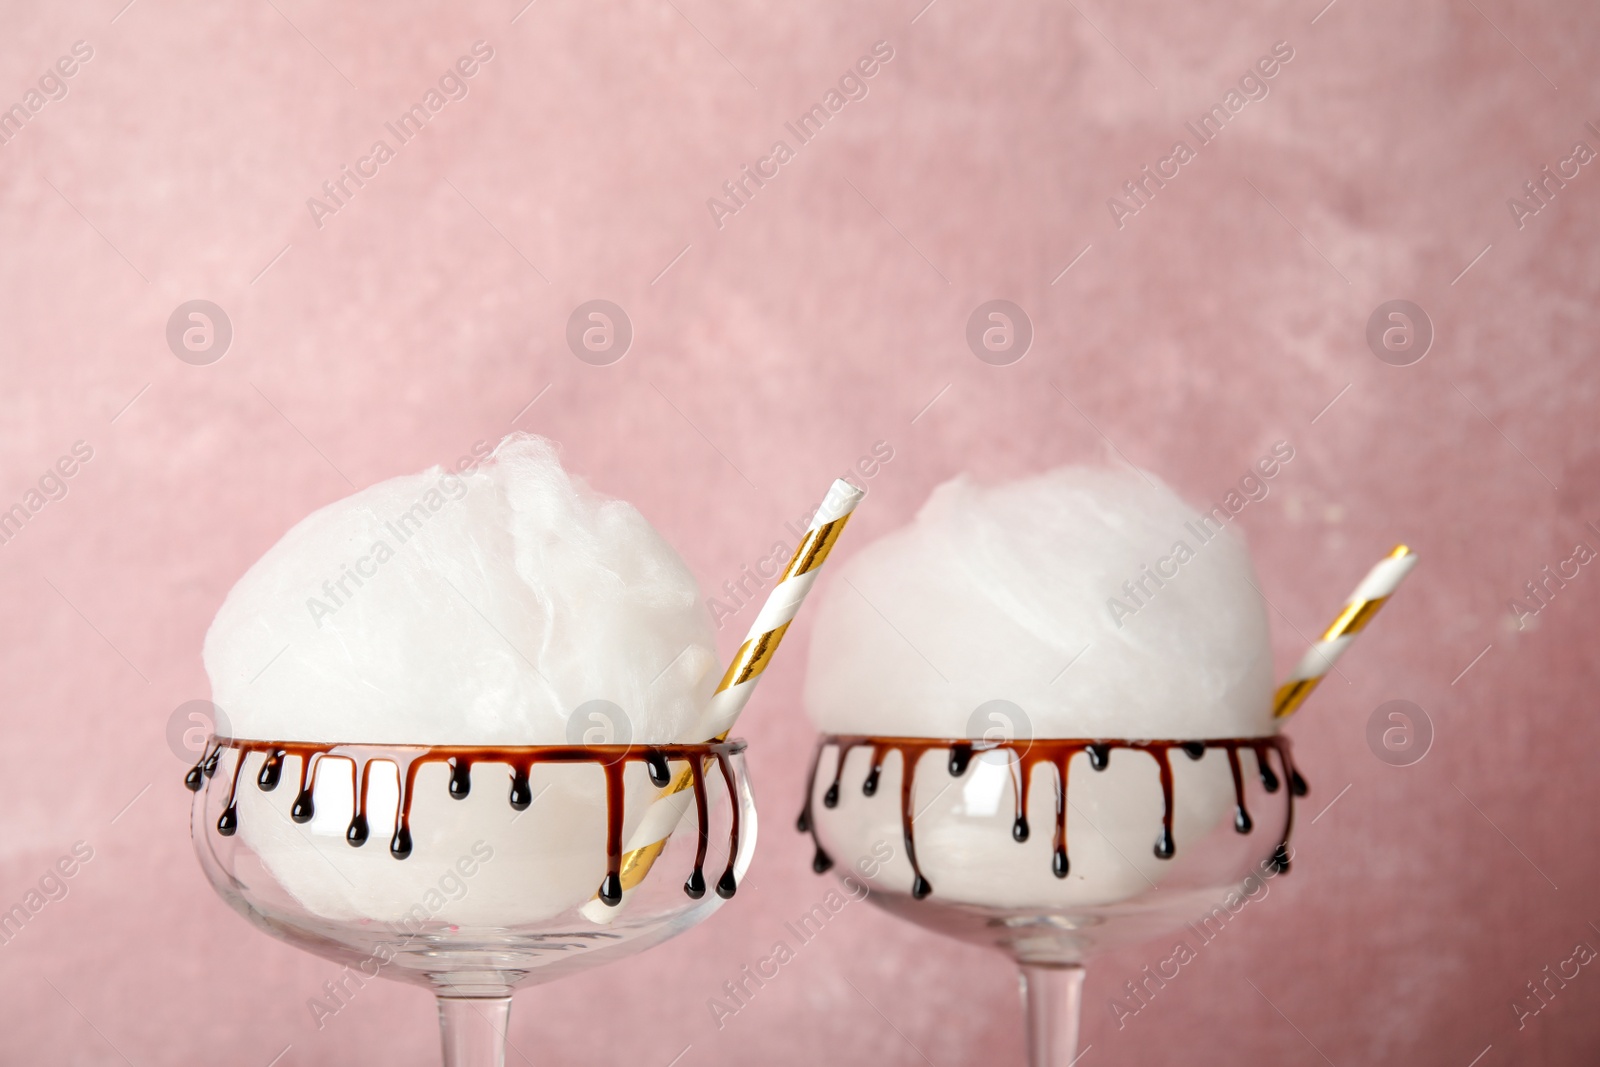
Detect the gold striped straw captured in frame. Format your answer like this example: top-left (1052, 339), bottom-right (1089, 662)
top-left (1274, 544), bottom-right (1418, 718)
top-left (580, 478), bottom-right (866, 921)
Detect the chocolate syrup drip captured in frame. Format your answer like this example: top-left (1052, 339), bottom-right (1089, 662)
top-left (862, 758), bottom-right (882, 797)
top-left (1224, 745), bottom-right (1253, 834)
top-left (797, 745), bottom-right (834, 874)
top-left (448, 759), bottom-right (472, 800)
top-left (1258, 757), bottom-right (1280, 793)
top-left (347, 756), bottom-right (376, 847)
top-left (1152, 748), bottom-right (1177, 859)
top-left (947, 742), bottom-right (973, 777)
top-left (1013, 756), bottom-right (1036, 845)
top-left (215, 749), bottom-right (248, 836)
top-left (189, 738), bottom-right (748, 906)
top-left (713, 749), bottom-right (741, 900)
top-left (646, 751), bottom-right (672, 788)
top-left (257, 750), bottom-right (284, 791)
top-left (684, 757), bottom-right (710, 899)
top-left (795, 747), bottom-right (817, 836)
top-left (509, 770), bottom-right (533, 810)
top-left (1263, 745), bottom-right (1298, 875)
top-left (822, 739), bottom-right (855, 810)
top-left (1051, 750), bottom-right (1072, 878)
top-left (594, 760), bottom-right (625, 905)
top-left (291, 751), bottom-right (318, 823)
top-left (798, 735), bottom-right (1303, 900)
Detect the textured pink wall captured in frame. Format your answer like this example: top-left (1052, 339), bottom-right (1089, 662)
top-left (0, 0), bottom-right (1596, 1063)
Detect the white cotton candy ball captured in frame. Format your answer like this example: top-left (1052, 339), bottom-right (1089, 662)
top-left (205, 433), bottom-right (718, 746)
top-left (203, 434), bottom-right (719, 924)
top-left (804, 465), bottom-right (1274, 740)
top-left (803, 466), bottom-right (1277, 911)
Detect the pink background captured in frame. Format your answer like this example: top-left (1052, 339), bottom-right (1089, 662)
top-left (1, 0), bottom-right (1596, 1063)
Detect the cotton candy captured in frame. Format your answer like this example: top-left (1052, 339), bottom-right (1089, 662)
top-left (202, 434), bottom-right (720, 924)
top-left (205, 433), bottom-right (718, 746)
top-left (805, 465), bottom-right (1274, 740)
top-left (803, 466), bottom-right (1279, 910)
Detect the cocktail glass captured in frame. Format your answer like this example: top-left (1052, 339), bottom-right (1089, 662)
top-left (190, 737), bottom-right (756, 1067)
top-left (798, 733), bottom-right (1303, 1066)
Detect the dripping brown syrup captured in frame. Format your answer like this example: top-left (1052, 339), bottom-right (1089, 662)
top-left (188, 738), bottom-right (746, 907)
top-left (797, 735), bottom-right (1305, 900)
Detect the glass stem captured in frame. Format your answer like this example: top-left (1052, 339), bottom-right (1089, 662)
top-left (1018, 962), bottom-right (1086, 1067)
top-left (437, 995), bottom-right (511, 1067)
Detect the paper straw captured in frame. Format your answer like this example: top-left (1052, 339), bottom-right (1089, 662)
top-left (1273, 544), bottom-right (1417, 718)
top-left (579, 478), bottom-right (866, 921)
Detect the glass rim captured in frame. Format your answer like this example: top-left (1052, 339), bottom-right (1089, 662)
top-left (198, 736), bottom-right (748, 757)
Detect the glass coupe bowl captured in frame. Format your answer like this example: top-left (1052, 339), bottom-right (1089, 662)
top-left (799, 733), bottom-right (1303, 1066)
top-left (190, 737), bottom-right (756, 1067)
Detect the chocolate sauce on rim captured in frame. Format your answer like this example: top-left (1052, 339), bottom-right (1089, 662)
top-left (188, 738), bottom-right (746, 907)
top-left (797, 735), bottom-right (1303, 899)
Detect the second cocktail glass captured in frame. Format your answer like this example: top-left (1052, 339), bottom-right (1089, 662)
top-left (799, 729), bottom-right (1302, 1066)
